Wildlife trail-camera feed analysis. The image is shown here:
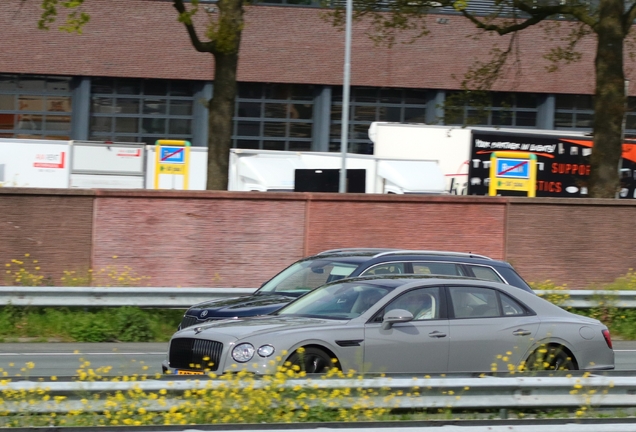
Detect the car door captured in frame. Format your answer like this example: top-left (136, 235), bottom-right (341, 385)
top-left (363, 287), bottom-right (449, 373)
top-left (446, 285), bottom-right (540, 373)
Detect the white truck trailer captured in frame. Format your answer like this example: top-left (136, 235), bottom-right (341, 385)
top-left (227, 148), bottom-right (446, 194)
top-left (0, 138), bottom-right (146, 189)
top-left (368, 122), bottom-right (636, 198)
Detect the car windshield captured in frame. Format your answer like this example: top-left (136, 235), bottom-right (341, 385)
top-left (258, 259), bottom-right (358, 297)
top-left (275, 281), bottom-right (394, 320)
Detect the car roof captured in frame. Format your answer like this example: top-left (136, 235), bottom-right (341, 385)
top-left (309, 248), bottom-right (508, 266)
top-left (329, 274), bottom-right (527, 294)
top-left (329, 273), bottom-right (486, 287)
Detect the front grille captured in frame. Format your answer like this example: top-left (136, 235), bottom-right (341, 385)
top-left (169, 338), bottom-right (223, 371)
top-left (180, 316), bottom-right (199, 329)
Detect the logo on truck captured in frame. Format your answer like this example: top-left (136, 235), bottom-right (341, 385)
top-left (33, 152), bottom-right (65, 169)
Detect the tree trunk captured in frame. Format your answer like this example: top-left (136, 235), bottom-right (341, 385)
top-left (590, 0), bottom-right (626, 198)
top-left (206, 52), bottom-right (238, 190)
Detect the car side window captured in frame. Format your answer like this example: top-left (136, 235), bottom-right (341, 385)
top-left (383, 287), bottom-right (440, 320)
top-left (362, 263), bottom-right (405, 275)
top-left (467, 265), bottom-right (505, 283)
top-left (412, 262), bottom-right (466, 276)
top-left (500, 293), bottom-right (527, 316)
top-left (273, 263), bottom-right (357, 292)
top-left (449, 286), bottom-right (501, 318)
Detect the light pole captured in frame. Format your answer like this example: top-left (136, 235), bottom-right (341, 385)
top-left (339, 0), bottom-right (353, 193)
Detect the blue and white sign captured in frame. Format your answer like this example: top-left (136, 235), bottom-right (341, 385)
top-left (160, 146), bottom-right (185, 164)
top-left (496, 158), bottom-right (529, 179)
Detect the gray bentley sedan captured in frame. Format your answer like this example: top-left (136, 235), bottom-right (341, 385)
top-left (162, 275), bottom-right (614, 375)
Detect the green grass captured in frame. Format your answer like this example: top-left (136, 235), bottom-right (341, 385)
top-left (0, 301), bottom-right (633, 342)
top-left (0, 306), bottom-right (183, 342)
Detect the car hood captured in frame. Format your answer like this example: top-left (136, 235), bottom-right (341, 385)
top-left (186, 294), bottom-right (294, 319)
top-left (177, 315), bottom-right (346, 339)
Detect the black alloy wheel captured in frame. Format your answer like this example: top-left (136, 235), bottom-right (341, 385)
top-left (288, 347), bottom-right (339, 373)
top-left (526, 345), bottom-right (577, 371)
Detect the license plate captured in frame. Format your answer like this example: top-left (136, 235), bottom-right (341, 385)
top-left (177, 370), bottom-right (204, 375)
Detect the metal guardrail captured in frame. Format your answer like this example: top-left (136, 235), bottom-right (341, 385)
top-left (0, 287), bottom-right (634, 308)
top-left (536, 290), bottom-right (636, 308)
top-left (0, 287), bottom-right (257, 307)
top-left (1, 375), bottom-right (635, 413)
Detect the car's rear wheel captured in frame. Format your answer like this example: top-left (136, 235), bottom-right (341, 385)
top-left (525, 345), bottom-right (577, 371)
top-left (287, 347), bottom-right (339, 373)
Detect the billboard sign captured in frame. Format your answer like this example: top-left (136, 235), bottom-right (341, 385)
top-left (468, 131), bottom-right (636, 198)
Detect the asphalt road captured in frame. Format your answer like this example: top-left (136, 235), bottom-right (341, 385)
top-left (0, 341), bottom-right (634, 378)
top-left (0, 342), bottom-right (169, 378)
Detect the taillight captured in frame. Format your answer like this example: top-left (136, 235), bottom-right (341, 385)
top-left (602, 329), bottom-right (613, 349)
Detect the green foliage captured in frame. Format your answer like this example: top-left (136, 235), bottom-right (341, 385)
top-left (38, 0), bottom-right (90, 33)
top-left (0, 307), bottom-right (182, 343)
top-left (531, 271), bottom-right (636, 340)
top-left (112, 307), bottom-right (154, 342)
top-left (69, 315), bottom-right (115, 342)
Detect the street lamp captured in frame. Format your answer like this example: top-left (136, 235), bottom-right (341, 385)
top-left (339, 0), bottom-right (353, 193)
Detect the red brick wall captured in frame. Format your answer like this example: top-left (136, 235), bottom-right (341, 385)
top-left (90, 191), bottom-right (509, 288)
top-left (0, 189), bottom-right (93, 284)
top-left (506, 198), bottom-right (636, 288)
top-left (2, 188), bottom-right (636, 289)
top-left (91, 191), bottom-right (307, 288)
top-left (303, 195), bottom-right (507, 258)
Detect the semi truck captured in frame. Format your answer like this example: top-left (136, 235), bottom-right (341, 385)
top-left (369, 122), bottom-right (636, 198)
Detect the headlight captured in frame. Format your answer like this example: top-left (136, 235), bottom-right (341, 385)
top-left (232, 343), bottom-right (255, 363)
top-left (257, 345), bottom-right (275, 358)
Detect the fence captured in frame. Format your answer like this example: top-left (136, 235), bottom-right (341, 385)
top-left (0, 288), bottom-right (633, 308)
top-left (1, 374), bottom-right (635, 414)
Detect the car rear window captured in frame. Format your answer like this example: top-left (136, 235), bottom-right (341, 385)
top-left (412, 262), bottom-right (467, 276)
top-left (467, 265), bottom-right (505, 283)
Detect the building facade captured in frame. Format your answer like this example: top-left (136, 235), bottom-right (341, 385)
top-left (1, 0), bottom-right (633, 155)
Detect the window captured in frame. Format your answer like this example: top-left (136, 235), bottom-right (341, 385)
top-left (449, 286), bottom-right (500, 318)
top-left (412, 262), bottom-right (466, 276)
top-left (330, 87), bottom-right (429, 154)
top-left (625, 97), bottom-right (636, 136)
top-left (554, 94), bottom-right (593, 130)
top-left (500, 293), bottom-right (527, 316)
top-left (89, 78), bottom-right (196, 145)
top-left (383, 287), bottom-right (440, 320)
top-left (0, 75), bottom-right (72, 139)
top-left (362, 263), bottom-right (406, 275)
top-left (260, 259), bottom-right (357, 295)
top-left (467, 265), bottom-right (505, 283)
top-left (234, 83), bottom-right (315, 151)
top-left (445, 91), bottom-right (538, 128)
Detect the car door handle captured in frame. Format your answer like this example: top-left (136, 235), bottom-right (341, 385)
top-left (512, 329), bottom-right (531, 336)
top-left (428, 331), bottom-right (447, 338)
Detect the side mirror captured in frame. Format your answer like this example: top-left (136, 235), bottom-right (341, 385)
top-left (381, 308), bottom-right (413, 330)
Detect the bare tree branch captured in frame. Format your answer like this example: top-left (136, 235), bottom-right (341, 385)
top-left (173, 0), bottom-right (217, 53)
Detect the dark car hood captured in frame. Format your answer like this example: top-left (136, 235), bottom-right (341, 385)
top-left (185, 294), bottom-right (294, 319)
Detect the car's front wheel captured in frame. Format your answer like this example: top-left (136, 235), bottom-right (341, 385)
top-left (287, 347), bottom-right (339, 374)
top-left (525, 345), bottom-right (578, 371)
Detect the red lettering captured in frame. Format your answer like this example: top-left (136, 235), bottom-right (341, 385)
top-left (550, 163), bottom-right (591, 176)
top-left (537, 181), bottom-right (563, 193)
